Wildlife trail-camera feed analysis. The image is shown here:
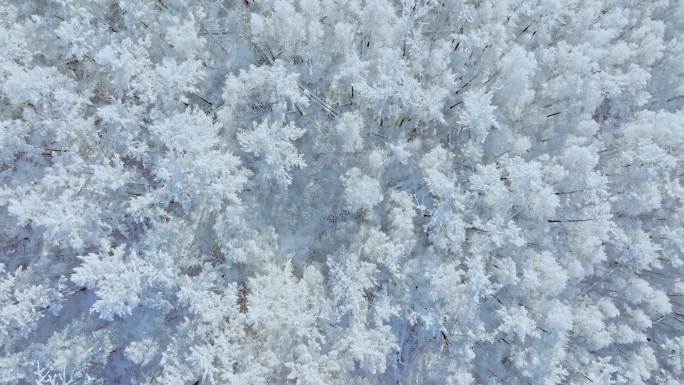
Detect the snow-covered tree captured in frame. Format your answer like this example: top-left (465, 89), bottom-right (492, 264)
top-left (0, 1), bottom-right (682, 384)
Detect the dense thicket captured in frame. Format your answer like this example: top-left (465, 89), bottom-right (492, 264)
top-left (1, 1), bottom-right (683, 384)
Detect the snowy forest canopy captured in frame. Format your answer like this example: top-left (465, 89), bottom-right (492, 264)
top-left (1, 0), bottom-right (684, 384)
